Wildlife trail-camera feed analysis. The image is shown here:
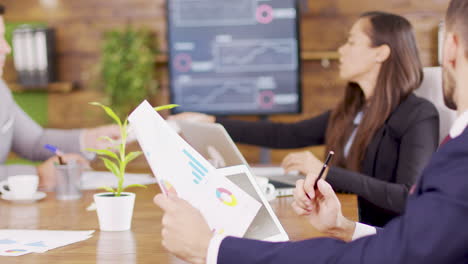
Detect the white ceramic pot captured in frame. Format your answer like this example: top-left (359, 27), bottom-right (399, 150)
top-left (94, 192), bottom-right (136, 231)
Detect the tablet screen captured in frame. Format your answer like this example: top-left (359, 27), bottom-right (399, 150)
top-left (226, 172), bottom-right (281, 240)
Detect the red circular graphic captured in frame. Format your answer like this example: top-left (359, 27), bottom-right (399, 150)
top-left (258, 91), bottom-right (275, 109)
top-left (256, 4), bottom-right (274, 24)
top-left (173, 53), bottom-right (192, 72)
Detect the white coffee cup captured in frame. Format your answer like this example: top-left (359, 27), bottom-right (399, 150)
top-left (255, 176), bottom-right (276, 201)
top-left (0, 175), bottom-right (39, 199)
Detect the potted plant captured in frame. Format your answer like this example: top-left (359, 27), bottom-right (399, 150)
top-left (100, 27), bottom-right (158, 119)
top-left (87, 102), bottom-right (177, 231)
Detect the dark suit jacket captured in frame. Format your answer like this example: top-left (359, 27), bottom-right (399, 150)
top-left (217, 126), bottom-right (468, 264)
top-left (217, 94), bottom-right (439, 226)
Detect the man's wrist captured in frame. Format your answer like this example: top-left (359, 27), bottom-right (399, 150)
top-left (196, 235), bottom-right (210, 264)
top-left (192, 256), bottom-right (206, 264)
top-left (326, 217), bottom-right (356, 242)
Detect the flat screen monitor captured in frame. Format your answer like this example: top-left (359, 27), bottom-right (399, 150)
top-left (167, 0), bottom-right (301, 115)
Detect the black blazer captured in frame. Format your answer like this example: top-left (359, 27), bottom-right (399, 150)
top-left (217, 93), bottom-right (439, 227)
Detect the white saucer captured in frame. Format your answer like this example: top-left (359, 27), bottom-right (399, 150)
top-left (1, 192), bottom-right (46, 203)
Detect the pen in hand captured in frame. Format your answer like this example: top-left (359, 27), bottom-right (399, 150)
top-left (313, 151), bottom-right (334, 189)
top-left (44, 144), bottom-right (66, 165)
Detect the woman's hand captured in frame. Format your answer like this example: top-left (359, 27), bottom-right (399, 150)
top-left (82, 124), bottom-right (121, 149)
top-left (281, 151), bottom-right (324, 175)
top-left (36, 153), bottom-right (90, 190)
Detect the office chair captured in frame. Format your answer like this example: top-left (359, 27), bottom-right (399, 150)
top-left (414, 67), bottom-right (457, 143)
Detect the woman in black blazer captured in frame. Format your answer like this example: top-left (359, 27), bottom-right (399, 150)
top-left (170, 12), bottom-right (439, 227)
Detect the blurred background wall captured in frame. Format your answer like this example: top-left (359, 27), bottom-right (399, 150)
top-left (1, 0), bottom-right (450, 163)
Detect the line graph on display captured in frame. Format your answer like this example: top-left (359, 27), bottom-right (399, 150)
top-left (214, 39), bottom-right (298, 72)
top-left (178, 78), bottom-right (259, 110)
top-left (173, 0), bottom-right (256, 27)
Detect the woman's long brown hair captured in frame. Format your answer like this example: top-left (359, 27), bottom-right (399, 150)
top-left (325, 12), bottom-right (423, 171)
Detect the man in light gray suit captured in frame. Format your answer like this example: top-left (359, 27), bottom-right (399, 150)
top-left (0, 5), bottom-right (120, 188)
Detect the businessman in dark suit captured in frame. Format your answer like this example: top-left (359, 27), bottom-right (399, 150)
top-left (154, 0), bottom-right (468, 263)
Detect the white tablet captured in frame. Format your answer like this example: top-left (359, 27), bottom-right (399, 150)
top-left (176, 120), bottom-right (302, 188)
top-left (217, 165), bottom-right (289, 242)
top-left (176, 120), bottom-right (248, 167)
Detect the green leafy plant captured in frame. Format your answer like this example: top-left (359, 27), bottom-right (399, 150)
top-left (87, 102), bottom-right (178, 196)
top-left (100, 27), bottom-right (158, 119)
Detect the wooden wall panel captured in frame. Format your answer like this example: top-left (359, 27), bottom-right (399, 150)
top-left (47, 91), bottom-right (107, 129)
top-left (2, 0), bottom-right (451, 163)
top-left (300, 17), bottom-right (352, 51)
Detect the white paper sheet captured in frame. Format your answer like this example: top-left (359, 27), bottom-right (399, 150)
top-left (80, 171), bottom-right (156, 190)
top-left (128, 101), bottom-right (261, 237)
top-left (0, 230), bottom-right (94, 256)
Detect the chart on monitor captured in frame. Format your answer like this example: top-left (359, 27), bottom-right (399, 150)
top-left (167, 0), bottom-right (301, 115)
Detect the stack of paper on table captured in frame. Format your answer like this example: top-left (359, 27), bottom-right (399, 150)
top-left (0, 230), bottom-right (94, 256)
top-left (80, 171), bottom-right (156, 190)
top-left (128, 101), bottom-right (262, 237)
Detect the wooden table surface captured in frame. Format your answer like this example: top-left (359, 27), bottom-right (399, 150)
top-left (0, 185), bottom-right (357, 264)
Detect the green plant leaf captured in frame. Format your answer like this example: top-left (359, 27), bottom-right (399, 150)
top-left (124, 151), bottom-right (142, 166)
top-left (86, 148), bottom-right (119, 161)
top-left (98, 136), bottom-right (116, 144)
top-left (122, 119), bottom-right (129, 138)
top-left (123, 184), bottom-right (147, 191)
top-left (99, 27), bottom-right (158, 119)
top-left (99, 186), bottom-right (116, 193)
top-left (100, 157), bottom-right (120, 179)
top-left (90, 102), bottom-right (122, 126)
top-left (154, 104), bottom-right (179, 111)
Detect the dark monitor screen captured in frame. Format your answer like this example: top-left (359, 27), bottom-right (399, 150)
top-left (167, 0), bottom-right (301, 115)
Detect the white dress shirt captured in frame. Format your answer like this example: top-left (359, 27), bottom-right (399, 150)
top-left (343, 111), bottom-right (363, 158)
top-left (205, 110), bottom-right (468, 264)
top-left (448, 110), bottom-right (468, 138)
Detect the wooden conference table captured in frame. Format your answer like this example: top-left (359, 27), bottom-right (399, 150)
top-left (0, 185), bottom-right (358, 264)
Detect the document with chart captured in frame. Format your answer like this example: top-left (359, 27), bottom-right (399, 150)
top-left (128, 101), bottom-right (261, 237)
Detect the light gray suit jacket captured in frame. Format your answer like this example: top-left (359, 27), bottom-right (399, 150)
top-left (0, 80), bottom-right (82, 180)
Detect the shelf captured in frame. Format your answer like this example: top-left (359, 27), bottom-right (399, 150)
top-left (301, 51), bottom-right (340, 60)
top-left (8, 82), bottom-right (74, 93)
top-left (154, 51), bottom-right (339, 64)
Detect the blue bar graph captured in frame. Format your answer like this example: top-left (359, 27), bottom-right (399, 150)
top-left (189, 161), bottom-right (205, 176)
top-left (192, 171), bottom-right (203, 181)
top-left (183, 149), bottom-right (208, 184)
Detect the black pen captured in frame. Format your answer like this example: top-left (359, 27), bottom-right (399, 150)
top-left (314, 151), bottom-right (334, 189)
